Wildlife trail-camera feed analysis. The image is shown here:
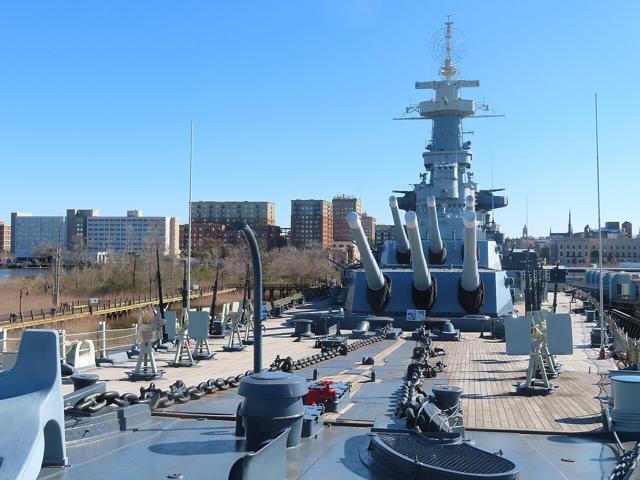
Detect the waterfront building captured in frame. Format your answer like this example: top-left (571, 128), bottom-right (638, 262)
top-left (361, 213), bottom-right (376, 243)
top-left (184, 201), bottom-right (284, 251)
top-left (180, 222), bottom-right (228, 252)
top-left (86, 210), bottom-right (179, 257)
top-left (0, 220), bottom-right (11, 253)
top-left (375, 224), bottom-right (396, 245)
top-left (179, 222), bottom-right (285, 251)
top-left (191, 201), bottom-right (276, 226)
top-left (550, 220), bottom-right (640, 265)
top-left (11, 212), bottom-right (66, 258)
top-left (332, 195), bottom-right (361, 242)
top-left (66, 209), bottom-right (99, 248)
top-left (290, 199), bottom-right (333, 248)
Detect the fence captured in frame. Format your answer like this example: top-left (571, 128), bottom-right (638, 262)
top-left (0, 287), bottom-right (238, 332)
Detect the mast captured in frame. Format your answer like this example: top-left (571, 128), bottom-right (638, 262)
top-left (53, 221), bottom-right (62, 311)
top-left (187, 120), bottom-right (194, 313)
top-left (595, 94), bottom-right (605, 357)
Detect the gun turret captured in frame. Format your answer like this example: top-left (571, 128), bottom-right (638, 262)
top-left (426, 195), bottom-right (447, 264)
top-left (405, 211), bottom-right (436, 310)
top-left (389, 196), bottom-right (411, 264)
top-left (458, 210), bottom-right (484, 313)
top-left (347, 212), bottom-right (391, 314)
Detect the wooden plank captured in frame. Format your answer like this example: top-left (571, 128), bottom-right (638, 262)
top-left (432, 293), bottom-right (614, 433)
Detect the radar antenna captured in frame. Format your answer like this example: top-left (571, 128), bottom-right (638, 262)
top-left (430, 15), bottom-right (466, 80)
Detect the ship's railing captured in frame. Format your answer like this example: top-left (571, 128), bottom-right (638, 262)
top-left (0, 322), bottom-right (138, 369)
top-left (573, 287), bottom-right (640, 367)
top-left (605, 313), bottom-right (640, 367)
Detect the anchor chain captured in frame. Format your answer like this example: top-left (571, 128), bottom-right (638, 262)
top-left (68, 332), bottom-right (386, 414)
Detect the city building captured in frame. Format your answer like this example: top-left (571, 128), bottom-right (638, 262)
top-left (330, 241), bottom-right (359, 263)
top-left (549, 220), bottom-right (640, 265)
top-left (179, 222), bottom-right (228, 252)
top-left (332, 195), bottom-right (361, 242)
top-left (375, 224), bottom-right (396, 245)
top-left (85, 210), bottom-right (179, 257)
top-left (290, 199), bottom-right (333, 248)
top-left (0, 220), bottom-right (11, 253)
top-left (11, 212), bottom-right (66, 258)
top-left (66, 209), bottom-right (99, 249)
top-left (184, 201), bottom-right (284, 251)
top-left (551, 236), bottom-right (640, 265)
top-left (360, 213), bottom-right (376, 243)
top-left (549, 210), bottom-right (573, 239)
top-left (191, 201), bottom-right (276, 226)
top-left (179, 222), bottom-right (286, 251)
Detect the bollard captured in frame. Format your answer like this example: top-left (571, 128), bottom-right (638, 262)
top-left (99, 321), bottom-right (107, 358)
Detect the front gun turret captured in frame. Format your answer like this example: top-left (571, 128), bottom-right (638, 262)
top-left (405, 211), bottom-right (436, 311)
top-left (389, 196), bottom-right (411, 264)
top-left (347, 212), bottom-right (391, 314)
top-left (458, 210), bottom-right (484, 313)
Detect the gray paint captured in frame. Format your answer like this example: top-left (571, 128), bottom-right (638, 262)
top-left (347, 212), bottom-right (385, 291)
top-left (460, 210), bottom-right (480, 292)
top-left (388, 196), bottom-right (410, 254)
top-left (404, 211), bottom-right (431, 290)
top-left (426, 195), bottom-right (444, 254)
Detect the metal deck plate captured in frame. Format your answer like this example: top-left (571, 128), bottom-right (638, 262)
top-left (165, 392), bottom-right (243, 415)
top-left (338, 401), bottom-right (396, 421)
top-left (352, 381), bottom-right (403, 400)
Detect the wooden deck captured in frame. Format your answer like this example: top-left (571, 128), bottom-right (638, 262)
top-left (437, 293), bottom-right (613, 433)
top-left (64, 293), bottom-right (615, 434)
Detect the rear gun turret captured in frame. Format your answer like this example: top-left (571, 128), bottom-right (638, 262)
top-left (426, 195), bottom-right (447, 264)
top-left (405, 211), bottom-right (436, 311)
top-left (389, 196), bottom-right (411, 264)
top-left (458, 210), bottom-right (484, 313)
top-left (347, 212), bottom-right (391, 314)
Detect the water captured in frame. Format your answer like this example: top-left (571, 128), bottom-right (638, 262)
top-left (0, 268), bottom-right (50, 282)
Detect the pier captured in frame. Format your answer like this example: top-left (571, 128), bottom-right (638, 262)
top-left (0, 283), bottom-right (328, 332)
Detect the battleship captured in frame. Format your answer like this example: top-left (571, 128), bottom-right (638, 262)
top-left (1, 18), bottom-right (639, 480)
top-left (339, 19), bottom-right (513, 332)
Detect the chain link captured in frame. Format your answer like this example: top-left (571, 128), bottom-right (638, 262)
top-left (67, 332), bottom-right (386, 414)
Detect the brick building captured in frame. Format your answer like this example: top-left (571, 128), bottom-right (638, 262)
top-left (290, 199), bottom-right (333, 248)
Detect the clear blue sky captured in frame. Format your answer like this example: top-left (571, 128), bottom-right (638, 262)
top-left (0, 1), bottom-right (637, 238)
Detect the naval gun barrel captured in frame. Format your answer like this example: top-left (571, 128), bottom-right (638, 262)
top-left (389, 196), bottom-right (411, 264)
top-left (458, 210), bottom-right (484, 313)
top-left (405, 211), bottom-right (437, 311)
top-left (427, 195), bottom-right (447, 264)
top-left (465, 194), bottom-right (475, 211)
top-left (347, 212), bottom-right (391, 314)
top-left (348, 212), bottom-right (384, 290)
top-left (405, 211), bottom-right (431, 291)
